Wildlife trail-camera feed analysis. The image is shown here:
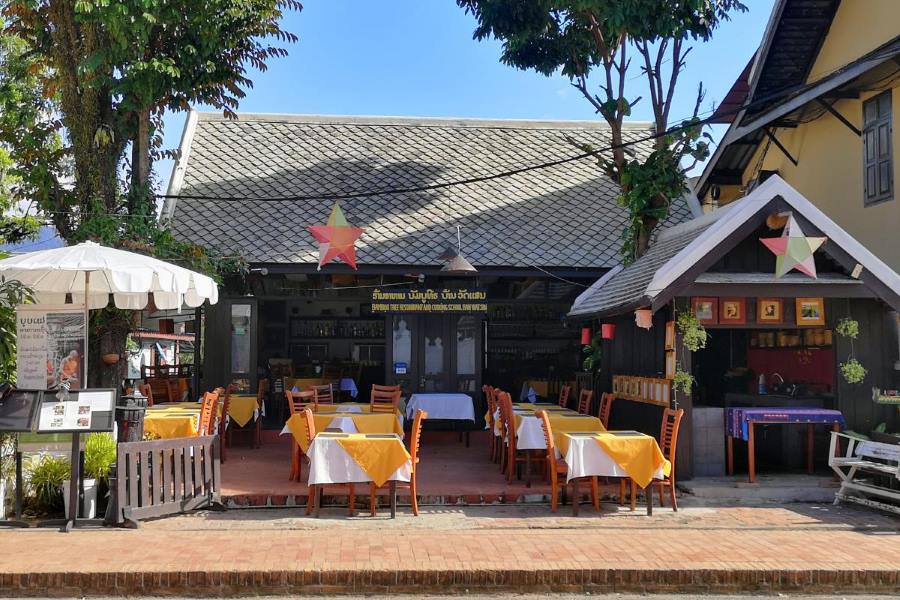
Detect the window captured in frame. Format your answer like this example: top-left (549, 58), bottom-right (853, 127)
top-left (863, 91), bottom-right (893, 205)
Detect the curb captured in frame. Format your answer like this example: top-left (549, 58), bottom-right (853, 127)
top-left (2, 567), bottom-right (899, 596)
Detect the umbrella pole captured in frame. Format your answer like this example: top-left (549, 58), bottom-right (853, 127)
top-left (84, 271), bottom-right (90, 385)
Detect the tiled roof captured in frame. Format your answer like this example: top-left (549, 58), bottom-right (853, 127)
top-left (165, 113), bottom-right (699, 269)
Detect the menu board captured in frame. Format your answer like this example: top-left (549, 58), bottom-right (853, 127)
top-left (34, 389), bottom-right (116, 433)
top-left (16, 305), bottom-right (86, 390)
top-left (0, 389), bottom-right (42, 432)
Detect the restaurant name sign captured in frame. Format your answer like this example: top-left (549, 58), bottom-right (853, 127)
top-left (371, 288), bottom-right (487, 314)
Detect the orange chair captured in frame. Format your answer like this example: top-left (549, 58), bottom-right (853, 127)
top-left (619, 407), bottom-right (685, 511)
top-left (576, 389), bottom-right (593, 415)
top-left (598, 392), bottom-right (615, 429)
top-left (498, 391), bottom-right (536, 484)
top-left (198, 391), bottom-right (219, 437)
top-left (218, 384), bottom-right (236, 462)
top-left (483, 385), bottom-right (498, 462)
top-left (536, 410), bottom-right (598, 515)
top-left (286, 389), bottom-right (316, 482)
top-left (137, 383), bottom-right (154, 407)
top-left (369, 409), bottom-right (428, 516)
top-left (312, 384), bottom-right (335, 404)
top-left (370, 384), bottom-right (401, 413)
top-left (558, 384), bottom-right (571, 409)
top-left (304, 407), bottom-right (356, 517)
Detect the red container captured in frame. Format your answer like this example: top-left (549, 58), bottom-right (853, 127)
top-left (601, 324), bottom-right (616, 339)
top-left (580, 327), bottom-right (592, 345)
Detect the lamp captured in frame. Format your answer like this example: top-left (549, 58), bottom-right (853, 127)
top-left (634, 308), bottom-right (653, 330)
top-left (440, 225), bottom-right (477, 274)
top-left (581, 327), bottom-right (592, 345)
top-left (601, 324), bottom-right (616, 339)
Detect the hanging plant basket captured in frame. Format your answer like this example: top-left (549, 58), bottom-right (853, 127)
top-left (101, 353), bottom-right (120, 366)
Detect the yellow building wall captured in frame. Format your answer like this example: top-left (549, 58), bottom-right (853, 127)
top-left (807, 0), bottom-right (900, 83)
top-left (721, 86), bottom-right (900, 270)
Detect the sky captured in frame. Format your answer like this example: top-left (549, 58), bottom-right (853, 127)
top-left (156, 0), bottom-right (776, 193)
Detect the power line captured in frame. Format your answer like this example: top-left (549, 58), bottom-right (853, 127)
top-left (154, 47), bottom-right (900, 204)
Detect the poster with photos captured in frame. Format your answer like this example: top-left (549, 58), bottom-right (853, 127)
top-left (16, 305), bottom-right (86, 390)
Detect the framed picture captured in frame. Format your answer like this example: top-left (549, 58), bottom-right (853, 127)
top-left (665, 350), bottom-right (676, 379)
top-left (757, 298), bottom-right (783, 324)
top-left (719, 298), bottom-right (746, 325)
top-left (665, 321), bottom-right (676, 350)
top-left (691, 297), bottom-right (718, 325)
top-left (795, 297), bottom-right (825, 326)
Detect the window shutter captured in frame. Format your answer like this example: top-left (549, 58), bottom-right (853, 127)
top-left (863, 91), bottom-right (893, 205)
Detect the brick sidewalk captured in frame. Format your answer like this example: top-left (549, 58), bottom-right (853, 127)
top-left (1, 504), bottom-right (898, 595)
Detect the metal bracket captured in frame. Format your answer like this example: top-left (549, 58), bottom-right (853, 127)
top-left (763, 128), bottom-right (799, 166)
top-left (816, 99), bottom-right (862, 136)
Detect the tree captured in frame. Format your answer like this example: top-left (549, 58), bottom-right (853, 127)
top-left (0, 0), bottom-right (300, 384)
top-left (457, 0), bottom-right (746, 260)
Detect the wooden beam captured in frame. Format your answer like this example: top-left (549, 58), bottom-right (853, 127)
top-left (763, 128), bottom-right (799, 166)
top-left (816, 99), bottom-right (862, 136)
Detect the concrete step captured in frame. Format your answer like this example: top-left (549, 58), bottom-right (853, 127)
top-left (680, 474), bottom-right (839, 505)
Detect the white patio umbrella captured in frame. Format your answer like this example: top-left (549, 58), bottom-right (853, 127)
top-left (0, 240), bottom-right (219, 380)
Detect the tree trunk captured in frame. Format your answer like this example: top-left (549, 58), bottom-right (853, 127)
top-left (131, 108), bottom-right (151, 190)
top-left (88, 311), bottom-right (132, 389)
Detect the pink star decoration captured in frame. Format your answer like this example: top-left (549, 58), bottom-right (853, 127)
top-left (760, 215), bottom-right (826, 279)
top-left (307, 201), bottom-right (364, 270)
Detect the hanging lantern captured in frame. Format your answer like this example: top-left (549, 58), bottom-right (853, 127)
top-left (601, 324), bottom-right (616, 340)
top-left (634, 308), bottom-right (653, 330)
top-left (580, 327), bottom-right (592, 345)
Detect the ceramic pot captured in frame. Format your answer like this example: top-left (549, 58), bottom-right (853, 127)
top-left (61, 478), bottom-right (97, 519)
top-left (101, 353), bottom-right (120, 366)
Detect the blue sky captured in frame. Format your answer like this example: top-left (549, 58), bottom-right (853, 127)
top-left (158, 0), bottom-right (775, 191)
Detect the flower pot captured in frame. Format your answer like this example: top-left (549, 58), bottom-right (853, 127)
top-left (101, 353), bottom-right (120, 366)
top-left (61, 478), bottom-right (97, 519)
top-left (634, 308), bottom-right (653, 330)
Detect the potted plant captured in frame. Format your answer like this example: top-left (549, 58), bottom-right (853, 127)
top-left (79, 433), bottom-right (117, 517)
top-left (26, 453), bottom-right (69, 515)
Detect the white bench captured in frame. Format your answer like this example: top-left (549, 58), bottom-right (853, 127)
top-left (829, 431), bottom-right (900, 514)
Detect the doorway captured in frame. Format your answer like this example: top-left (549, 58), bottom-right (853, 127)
top-left (387, 314), bottom-right (481, 395)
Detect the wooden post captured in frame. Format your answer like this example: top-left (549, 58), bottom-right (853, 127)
top-left (726, 436), bottom-right (734, 475)
top-left (807, 423), bottom-right (815, 474)
top-left (747, 421), bottom-right (756, 484)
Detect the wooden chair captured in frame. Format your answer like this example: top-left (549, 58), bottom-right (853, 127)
top-left (255, 378), bottom-right (269, 447)
top-left (369, 409), bottom-right (428, 517)
top-left (312, 383), bottom-right (335, 404)
top-left (618, 407), bottom-right (684, 511)
top-left (483, 385), bottom-right (498, 462)
top-left (226, 383), bottom-right (260, 452)
top-left (576, 389), bottom-right (594, 415)
top-left (287, 389), bottom-right (317, 482)
top-left (536, 410), bottom-right (598, 515)
top-left (198, 391), bottom-right (219, 437)
top-left (137, 383), bottom-right (154, 407)
top-left (370, 384), bottom-right (401, 413)
top-left (218, 384), bottom-right (236, 463)
top-left (598, 392), bottom-right (615, 429)
top-left (498, 391), bottom-right (536, 484)
top-left (304, 407), bottom-right (356, 517)
top-left (558, 384), bottom-right (571, 409)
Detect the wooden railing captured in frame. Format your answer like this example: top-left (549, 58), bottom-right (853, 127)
top-left (112, 435), bottom-right (222, 527)
top-left (611, 375), bottom-right (672, 407)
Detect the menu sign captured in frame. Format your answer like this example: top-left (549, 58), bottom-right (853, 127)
top-left (35, 389), bottom-right (116, 434)
top-left (16, 306), bottom-right (86, 390)
top-left (371, 288), bottom-right (488, 314)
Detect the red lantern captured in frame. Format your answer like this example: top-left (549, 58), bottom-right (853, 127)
top-left (580, 327), bottom-right (592, 345)
top-left (601, 324), bottom-right (616, 339)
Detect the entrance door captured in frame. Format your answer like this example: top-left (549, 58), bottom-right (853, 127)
top-left (387, 315), bottom-right (481, 395)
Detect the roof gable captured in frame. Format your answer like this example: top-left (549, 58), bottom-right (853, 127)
top-left (165, 113), bottom-right (700, 270)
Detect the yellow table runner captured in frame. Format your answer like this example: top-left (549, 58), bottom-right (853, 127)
top-left (228, 395), bottom-right (260, 427)
top-left (332, 433), bottom-right (411, 487)
top-left (592, 432), bottom-right (671, 488)
top-left (518, 412), bottom-right (605, 453)
top-left (286, 412), bottom-right (404, 452)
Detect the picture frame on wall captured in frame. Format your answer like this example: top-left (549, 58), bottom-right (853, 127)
top-left (795, 297), bottom-right (825, 326)
top-left (691, 297), bottom-right (718, 325)
top-left (665, 350), bottom-right (676, 379)
top-left (757, 298), bottom-right (783, 324)
top-left (719, 298), bottom-right (746, 325)
top-left (665, 321), bottom-right (675, 350)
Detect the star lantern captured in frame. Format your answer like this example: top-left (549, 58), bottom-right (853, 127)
top-left (307, 201), bottom-right (364, 270)
top-left (760, 215), bottom-right (826, 279)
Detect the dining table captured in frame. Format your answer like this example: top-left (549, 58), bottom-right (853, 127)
top-left (306, 432), bottom-right (411, 517)
top-left (562, 430), bottom-right (670, 515)
top-left (143, 402), bottom-right (208, 439)
top-left (282, 407), bottom-right (405, 452)
top-left (407, 393), bottom-right (476, 446)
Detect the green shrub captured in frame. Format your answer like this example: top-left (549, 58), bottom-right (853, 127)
top-left (83, 433), bottom-right (117, 481)
top-left (27, 454), bottom-right (69, 512)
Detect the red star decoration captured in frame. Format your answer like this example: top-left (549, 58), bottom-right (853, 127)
top-left (307, 201), bottom-right (364, 270)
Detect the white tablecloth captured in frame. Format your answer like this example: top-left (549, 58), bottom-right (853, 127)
top-left (407, 393), bottom-right (475, 421)
top-left (306, 436), bottom-right (412, 485)
top-left (564, 433), bottom-right (666, 483)
top-left (515, 412), bottom-right (547, 450)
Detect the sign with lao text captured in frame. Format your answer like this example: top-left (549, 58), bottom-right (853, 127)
top-left (371, 288), bottom-right (487, 314)
top-left (16, 305), bottom-right (86, 390)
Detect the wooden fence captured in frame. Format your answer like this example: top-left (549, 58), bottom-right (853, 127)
top-left (611, 375), bottom-right (672, 407)
top-left (112, 435), bottom-right (222, 527)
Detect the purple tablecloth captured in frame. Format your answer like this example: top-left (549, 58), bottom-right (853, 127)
top-left (726, 407), bottom-right (846, 441)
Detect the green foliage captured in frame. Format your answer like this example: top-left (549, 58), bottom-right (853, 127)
top-left (0, 275), bottom-right (33, 382)
top-left (673, 365), bottom-right (694, 395)
top-left (676, 311), bottom-right (707, 352)
top-left (835, 317), bottom-right (859, 339)
top-left (840, 358), bottom-right (867, 385)
top-left (26, 453), bottom-right (69, 512)
top-left (458, 0), bottom-right (744, 260)
top-left (83, 433), bottom-right (117, 481)
top-left (582, 332), bottom-right (602, 372)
